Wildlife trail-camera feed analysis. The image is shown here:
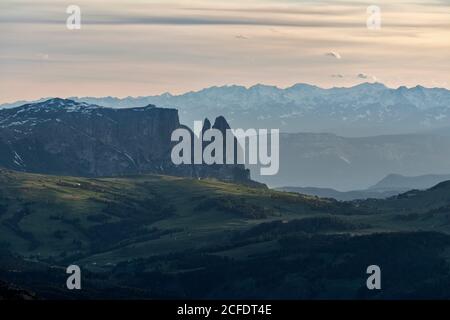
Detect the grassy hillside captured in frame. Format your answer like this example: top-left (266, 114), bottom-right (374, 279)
top-left (0, 169), bottom-right (355, 260)
top-left (2, 169), bottom-right (450, 299)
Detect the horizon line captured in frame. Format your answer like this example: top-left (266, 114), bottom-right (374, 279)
top-left (2, 81), bottom-right (450, 105)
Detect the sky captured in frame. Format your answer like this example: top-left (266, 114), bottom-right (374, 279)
top-left (0, 0), bottom-right (449, 103)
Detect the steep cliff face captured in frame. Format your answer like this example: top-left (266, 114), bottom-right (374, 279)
top-left (0, 98), bottom-right (253, 183)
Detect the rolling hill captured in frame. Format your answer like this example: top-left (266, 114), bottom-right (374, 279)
top-left (275, 186), bottom-right (400, 201)
top-left (2, 169), bottom-right (450, 298)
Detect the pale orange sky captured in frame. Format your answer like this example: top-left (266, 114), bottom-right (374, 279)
top-left (1, 0), bottom-right (449, 103)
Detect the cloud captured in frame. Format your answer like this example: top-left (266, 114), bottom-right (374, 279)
top-left (4, 15), bottom-right (362, 28)
top-left (357, 73), bottom-right (369, 79)
top-left (182, 6), bottom-right (361, 16)
top-left (1, 0), bottom-right (449, 103)
top-left (37, 53), bottom-right (50, 61)
top-left (325, 51), bottom-right (341, 59)
top-left (357, 73), bottom-right (378, 81)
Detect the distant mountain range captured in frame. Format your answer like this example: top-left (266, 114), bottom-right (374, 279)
top-left (249, 132), bottom-right (450, 190)
top-left (3, 82), bottom-right (450, 136)
top-left (0, 98), bottom-right (253, 184)
top-left (277, 174), bottom-right (450, 201)
top-left (369, 173), bottom-right (450, 191)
